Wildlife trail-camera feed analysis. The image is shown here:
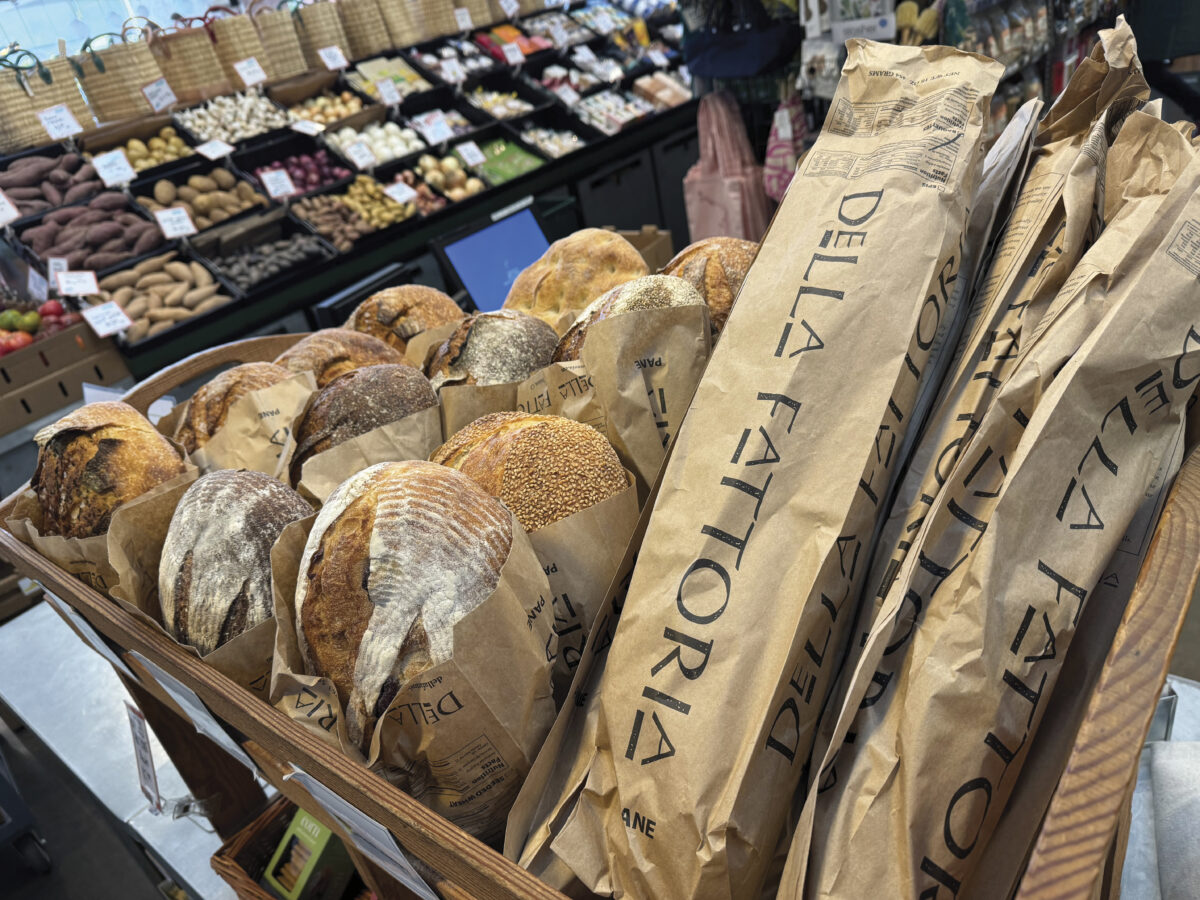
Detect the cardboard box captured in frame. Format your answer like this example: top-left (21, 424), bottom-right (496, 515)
top-left (0, 345), bottom-right (130, 437)
top-left (606, 224), bottom-right (674, 271)
top-left (0, 324), bottom-right (115, 392)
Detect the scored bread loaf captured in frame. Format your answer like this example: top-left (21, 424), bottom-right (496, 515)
top-left (502, 228), bottom-right (649, 333)
top-left (660, 237), bottom-right (758, 332)
top-left (295, 460), bottom-right (513, 749)
top-left (554, 274), bottom-right (706, 362)
top-left (175, 362), bottom-right (293, 454)
top-left (289, 364), bottom-right (438, 485)
top-left (427, 310), bottom-right (558, 390)
top-left (432, 411), bottom-right (628, 532)
top-left (160, 470), bottom-right (311, 655)
top-left (343, 285), bottom-right (464, 353)
top-left (33, 401), bottom-right (186, 538)
top-left (274, 329), bottom-right (409, 387)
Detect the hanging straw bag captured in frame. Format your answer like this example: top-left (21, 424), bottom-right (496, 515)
top-left (338, 0), bottom-right (393, 59)
top-left (375, 0), bottom-right (427, 47)
top-left (249, 1), bottom-right (309, 81)
top-left (147, 18), bottom-right (233, 105)
top-left (206, 6), bottom-right (272, 85)
top-left (0, 51), bottom-right (91, 153)
top-left (294, 1), bottom-right (352, 69)
top-left (44, 55), bottom-right (95, 131)
top-left (74, 24), bottom-right (164, 124)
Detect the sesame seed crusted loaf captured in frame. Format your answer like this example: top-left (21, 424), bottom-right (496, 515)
top-left (553, 274), bottom-right (706, 362)
top-left (426, 310), bottom-right (558, 390)
top-left (274, 329), bottom-right (410, 388)
top-left (660, 237), bottom-right (758, 333)
top-left (160, 470), bottom-right (312, 655)
top-left (502, 228), bottom-right (649, 334)
top-left (175, 362), bottom-right (293, 454)
top-left (296, 460), bottom-right (514, 749)
top-left (33, 401), bottom-right (187, 539)
top-left (344, 285), bottom-right (465, 353)
top-left (289, 364), bottom-right (438, 485)
top-left (432, 411), bottom-right (629, 532)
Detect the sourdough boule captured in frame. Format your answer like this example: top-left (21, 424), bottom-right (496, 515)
top-left (660, 236), bottom-right (758, 332)
top-left (426, 310), bottom-right (558, 390)
top-left (175, 362), bottom-right (292, 453)
top-left (274, 328), bottom-right (409, 387)
top-left (344, 285), bottom-right (464, 353)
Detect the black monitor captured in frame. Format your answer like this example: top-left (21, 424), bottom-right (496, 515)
top-left (433, 204), bottom-right (551, 312)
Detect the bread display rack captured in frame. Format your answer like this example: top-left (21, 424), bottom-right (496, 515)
top-left (0, 332), bottom-right (1197, 900)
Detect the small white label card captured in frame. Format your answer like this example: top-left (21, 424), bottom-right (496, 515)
top-left (773, 106), bottom-right (793, 141)
top-left (414, 110), bottom-right (454, 144)
top-left (454, 7), bottom-right (474, 30)
top-left (154, 206), bottom-right (197, 238)
top-left (26, 265), bottom-right (48, 301)
top-left (574, 44), bottom-right (597, 63)
top-left (142, 77), bottom-right (177, 112)
top-left (81, 300), bottom-right (132, 335)
top-left (550, 22), bottom-right (570, 47)
top-left (47, 257), bottom-right (68, 287)
top-left (502, 42), bottom-right (525, 65)
top-left (593, 10), bottom-right (615, 31)
top-left (0, 189), bottom-right (19, 226)
top-left (441, 58), bottom-right (466, 83)
top-left (501, 0), bottom-right (520, 17)
top-left (345, 140), bottom-right (377, 170)
top-left (457, 140), bottom-right (486, 166)
top-left (290, 119), bottom-right (325, 135)
top-left (126, 702), bottom-right (162, 813)
top-left (648, 48), bottom-right (669, 67)
top-left (318, 44), bottom-right (349, 70)
top-left (233, 56), bottom-right (268, 88)
top-left (93, 149), bottom-right (137, 187)
top-left (195, 139), bottom-right (236, 160)
top-left (37, 104), bottom-right (83, 140)
top-left (375, 78), bottom-right (402, 106)
top-left (57, 270), bottom-right (100, 297)
top-left (553, 84), bottom-right (580, 106)
top-left (384, 181), bottom-right (417, 204)
top-left (260, 168), bottom-right (298, 199)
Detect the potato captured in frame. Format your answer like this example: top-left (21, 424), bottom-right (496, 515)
top-left (164, 262), bottom-right (193, 282)
top-left (189, 262), bottom-right (212, 286)
top-left (212, 168), bottom-right (235, 190)
top-left (177, 185), bottom-right (199, 203)
top-left (137, 272), bottom-right (173, 289)
top-left (163, 283), bottom-right (189, 307)
top-left (188, 175), bottom-right (218, 192)
top-left (126, 318), bottom-right (150, 342)
top-left (99, 269), bottom-right (139, 290)
top-left (147, 306), bottom-right (193, 322)
top-left (111, 286), bottom-right (135, 307)
top-left (125, 297), bottom-right (149, 319)
top-left (182, 283), bottom-right (220, 307)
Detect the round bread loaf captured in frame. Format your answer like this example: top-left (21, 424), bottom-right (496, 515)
top-left (160, 470), bottom-right (311, 655)
top-left (427, 310), bottom-right (558, 390)
top-left (290, 364), bottom-right (438, 485)
top-left (344, 285), bottom-right (464, 353)
top-left (432, 411), bottom-right (628, 532)
top-left (296, 460), bottom-right (513, 748)
top-left (274, 329), bottom-right (409, 387)
top-left (660, 237), bottom-right (758, 332)
top-left (502, 228), bottom-right (649, 333)
top-left (553, 274), bottom-right (706, 362)
top-left (175, 362), bottom-right (292, 454)
top-left (32, 401), bottom-right (186, 539)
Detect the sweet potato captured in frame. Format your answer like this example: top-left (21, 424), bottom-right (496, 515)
top-left (192, 294), bottom-right (232, 315)
top-left (85, 222), bottom-right (123, 246)
top-left (126, 319), bottom-right (150, 342)
top-left (58, 152), bottom-right (81, 173)
top-left (99, 269), bottom-right (139, 290)
top-left (83, 251), bottom-right (129, 270)
top-left (8, 154), bottom-right (53, 170)
top-left (21, 223), bottom-right (60, 256)
top-left (112, 286), bottom-right (135, 307)
top-left (40, 182), bottom-right (62, 206)
top-left (146, 306), bottom-right (192, 322)
top-left (88, 192), bottom-right (127, 211)
top-left (47, 168), bottom-right (70, 187)
top-left (45, 229), bottom-right (88, 255)
top-left (163, 283), bottom-right (189, 307)
top-left (70, 163), bottom-right (95, 183)
top-left (62, 181), bottom-right (98, 205)
top-left (98, 237), bottom-right (126, 253)
top-left (45, 206), bottom-right (84, 226)
top-left (182, 283), bottom-right (220, 308)
top-left (132, 229), bottom-right (163, 255)
top-left (146, 320), bottom-right (175, 337)
top-left (5, 187), bottom-right (43, 201)
top-left (125, 297), bottom-right (149, 319)
top-left (65, 248), bottom-right (89, 268)
top-left (17, 200), bottom-right (51, 215)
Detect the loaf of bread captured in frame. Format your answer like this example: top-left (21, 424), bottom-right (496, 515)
top-left (175, 362), bottom-right (293, 454)
top-left (295, 460), bottom-right (513, 748)
top-left (160, 470), bottom-right (311, 655)
top-left (660, 237), bottom-right (758, 332)
top-left (427, 310), bottom-right (558, 390)
top-left (432, 412), bottom-right (628, 532)
top-left (32, 401), bottom-right (186, 538)
top-left (344, 285), bottom-right (464, 353)
top-left (274, 329), bottom-right (409, 387)
top-left (554, 274), bottom-right (706, 362)
top-left (290, 364), bottom-right (438, 485)
top-left (502, 229), bottom-right (649, 333)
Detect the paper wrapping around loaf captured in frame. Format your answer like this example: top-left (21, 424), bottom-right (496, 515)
top-left (427, 310), bottom-right (558, 390)
top-left (432, 411), bottom-right (629, 532)
top-left (503, 228), bottom-right (649, 334)
top-left (553, 274), bottom-right (706, 362)
top-left (33, 401), bottom-right (186, 539)
top-left (175, 362), bottom-right (293, 453)
top-left (344, 285), bottom-right (465, 353)
top-left (660, 237), bottom-right (759, 332)
top-left (160, 470), bottom-right (312, 655)
top-left (274, 328), bottom-right (409, 387)
top-left (295, 460), bottom-right (514, 749)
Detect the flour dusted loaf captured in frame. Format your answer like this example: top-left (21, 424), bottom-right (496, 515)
top-left (175, 362), bottom-right (293, 454)
top-left (289, 364), bottom-right (438, 484)
top-left (274, 329), bottom-right (409, 387)
top-left (660, 237), bottom-right (758, 332)
top-left (426, 310), bottom-right (558, 390)
top-left (553, 274), bottom-right (706, 362)
top-left (33, 401), bottom-right (186, 539)
top-left (502, 228), bottom-right (649, 333)
top-left (296, 460), bottom-right (514, 748)
top-left (344, 285), bottom-right (464, 353)
top-left (432, 411), bottom-right (628, 532)
top-left (160, 470), bottom-right (311, 655)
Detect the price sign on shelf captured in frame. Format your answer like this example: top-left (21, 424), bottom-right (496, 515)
top-left (56, 270), bottom-right (100, 298)
top-left (553, 83), bottom-right (580, 106)
top-left (154, 206), bottom-right (197, 238)
top-left (415, 111), bottom-right (454, 145)
top-left (574, 45), bottom-right (597, 64)
top-left (37, 104), bottom-right (83, 141)
top-left (647, 48), bottom-right (669, 67)
top-left (0, 189), bottom-right (19, 226)
top-left (550, 22), bottom-right (570, 47)
top-left (501, 42), bottom-right (525, 65)
top-left (260, 168), bottom-right (297, 199)
top-left (290, 119), bottom-right (325, 136)
top-left (318, 45), bottom-right (349, 70)
top-left (126, 703), bottom-right (162, 813)
top-left (441, 59), bottom-right (466, 83)
top-left (27, 266), bottom-right (47, 302)
top-left (457, 140), bottom-right (486, 167)
top-left (375, 78), bottom-right (402, 106)
top-left (500, 0), bottom-right (519, 18)
top-left (233, 56), bottom-right (268, 88)
top-left (93, 149), bottom-right (137, 187)
top-left (384, 181), bottom-right (417, 204)
top-left (195, 139), bottom-right (235, 160)
top-left (345, 140), bottom-right (377, 170)
top-left (454, 7), bottom-right (473, 31)
top-left (47, 257), bottom-right (68, 288)
top-left (593, 10), bottom-right (615, 32)
top-left (142, 77), bottom-right (177, 113)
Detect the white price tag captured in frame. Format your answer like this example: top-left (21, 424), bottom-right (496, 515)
top-left (375, 78), bottom-right (402, 106)
top-left (441, 59), bottom-right (466, 83)
top-left (593, 10), bottom-right (615, 31)
top-left (93, 149), bottom-right (137, 187)
top-left (126, 703), bottom-right (162, 813)
top-left (773, 107), bottom-right (793, 142)
top-left (290, 118), bottom-right (325, 135)
top-left (574, 44), bottom-right (597, 63)
top-left (154, 206), bottom-right (197, 238)
top-left (195, 139), bottom-right (235, 160)
top-left (457, 140), bottom-right (486, 166)
top-left (47, 257), bottom-right (68, 287)
top-left (501, 0), bottom-right (520, 17)
top-left (318, 45), bottom-right (349, 70)
top-left (550, 22), bottom-right (570, 46)
top-left (384, 181), bottom-right (417, 204)
top-left (260, 168), bottom-right (297, 199)
top-left (0, 189), bottom-right (19, 226)
top-left (26, 266), bottom-right (47, 302)
top-left (454, 7), bottom-right (474, 30)
top-left (37, 104), bottom-right (83, 140)
top-left (502, 42), bottom-right (525, 65)
top-left (415, 111), bottom-right (454, 144)
top-left (141, 77), bottom-right (177, 113)
top-left (553, 83), bottom-right (581, 106)
top-left (648, 48), bottom-right (669, 67)
top-left (232, 56), bottom-right (267, 88)
top-left (81, 300), bottom-right (132, 335)
top-left (57, 270), bottom-right (100, 297)
top-left (345, 140), bottom-right (377, 170)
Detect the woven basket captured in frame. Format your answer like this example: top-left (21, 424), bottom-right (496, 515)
top-left (376, 0), bottom-right (428, 47)
top-left (147, 19), bottom-right (233, 105)
top-left (415, 0), bottom-right (498, 39)
top-left (44, 56), bottom-right (95, 131)
top-left (211, 796), bottom-right (293, 900)
top-left (74, 28), bottom-right (163, 125)
top-left (206, 6), bottom-right (272, 86)
top-left (338, 0), bottom-right (393, 59)
top-left (250, 5), bottom-right (308, 81)
top-left (0, 51), bottom-right (91, 153)
top-left (295, 1), bottom-right (352, 70)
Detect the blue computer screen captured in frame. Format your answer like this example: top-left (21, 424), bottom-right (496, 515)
top-left (443, 208), bottom-right (550, 312)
